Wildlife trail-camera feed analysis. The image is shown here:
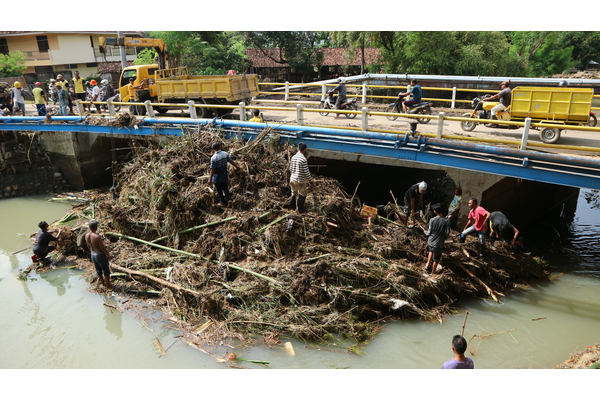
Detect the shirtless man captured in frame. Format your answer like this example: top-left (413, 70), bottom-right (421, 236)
top-left (84, 219), bottom-right (112, 288)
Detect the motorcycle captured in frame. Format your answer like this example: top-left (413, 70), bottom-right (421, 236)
top-left (385, 97), bottom-right (433, 124)
top-left (318, 92), bottom-right (358, 119)
top-left (460, 95), bottom-right (518, 131)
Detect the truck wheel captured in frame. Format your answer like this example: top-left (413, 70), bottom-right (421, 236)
top-left (461, 113), bottom-right (477, 132)
top-left (540, 127), bottom-right (561, 144)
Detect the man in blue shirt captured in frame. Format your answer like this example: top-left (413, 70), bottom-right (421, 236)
top-left (208, 142), bottom-right (240, 206)
top-left (398, 79), bottom-right (422, 113)
top-left (442, 335), bottom-right (474, 369)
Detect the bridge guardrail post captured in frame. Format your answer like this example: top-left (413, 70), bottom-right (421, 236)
top-left (521, 117), bottom-right (532, 150)
top-left (144, 100), bottom-right (155, 117)
top-left (361, 107), bottom-right (368, 132)
top-left (451, 87), bottom-right (457, 109)
top-left (362, 83), bottom-right (367, 104)
top-left (437, 112), bottom-right (445, 138)
top-left (239, 102), bottom-right (246, 121)
top-left (285, 81), bottom-right (289, 102)
top-left (296, 104), bottom-right (304, 126)
top-left (188, 100), bottom-right (197, 119)
top-left (107, 99), bottom-right (116, 116)
top-left (321, 83), bottom-right (326, 101)
top-left (75, 100), bottom-right (85, 115)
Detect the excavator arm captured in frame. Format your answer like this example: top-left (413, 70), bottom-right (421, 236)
top-left (98, 36), bottom-right (169, 70)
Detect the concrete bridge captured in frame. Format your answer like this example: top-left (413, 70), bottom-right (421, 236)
top-left (1, 115), bottom-right (597, 226)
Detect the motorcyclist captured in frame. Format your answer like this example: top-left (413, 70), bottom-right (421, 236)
top-left (397, 79), bottom-right (422, 113)
top-left (328, 78), bottom-right (347, 118)
top-left (486, 80), bottom-right (511, 120)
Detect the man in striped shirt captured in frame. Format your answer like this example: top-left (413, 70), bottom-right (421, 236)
top-left (209, 142), bottom-right (240, 206)
top-left (288, 142), bottom-right (311, 213)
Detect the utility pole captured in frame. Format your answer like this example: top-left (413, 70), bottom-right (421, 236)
top-left (118, 31), bottom-right (127, 69)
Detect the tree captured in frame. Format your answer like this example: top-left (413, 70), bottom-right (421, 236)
top-left (151, 31), bottom-right (248, 75)
top-left (331, 31), bottom-right (374, 74)
top-left (134, 48), bottom-right (158, 65)
top-left (243, 31), bottom-right (327, 81)
top-left (559, 31), bottom-right (600, 70)
top-left (508, 32), bottom-right (574, 76)
top-left (0, 51), bottom-right (26, 78)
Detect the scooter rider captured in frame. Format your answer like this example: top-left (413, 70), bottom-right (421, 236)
top-left (329, 78), bottom-right (347, 118)
top-left (398, 79), bottom-right (422, 113)
top-left (486, 80), bottom-right (511, 120)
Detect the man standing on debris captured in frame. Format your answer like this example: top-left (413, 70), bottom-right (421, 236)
top-left (442, 335), bottom-right (474, 369)
top-left (32, 82), bottom-right (47, 116)
top-left (33, 221), bottom-right (59, 262)
top-left (56, 82), bottom-right (69, 116)
top-left (489, 211), bottom-right (522, 248)
top-left (423, 203), bottom-right (451, 277)
top-left (288, 142), bottom-right (311, 213)
top-left (208, 142), bottom-right (240, 206)
top-left (404, 181), bottom-right (427, 224)
top-left (446, 185), bottom-right (462, 230)
top-left (11, 81), bottom-right (26, 116)
top-left (85, 219), bottom-right (112, 288)
top-left (459, 198), bottom-right (490, 255)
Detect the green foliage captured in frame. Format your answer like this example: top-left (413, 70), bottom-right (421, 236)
top-left (0, 51), bottom-right (26, 78)
top-left (134, 48), bottom-right (158, 66)
top-left (508, 32), bottom-right (574, 76)
top-left (151, 31), bottom-right (247, 75)
top-left (557, 31), bottom-right (600, 70)
top-left (331, 32), bottom-right (375, 73)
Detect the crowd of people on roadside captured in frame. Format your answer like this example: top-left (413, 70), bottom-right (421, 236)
top-left (4, 71), bottom-right (114, 117)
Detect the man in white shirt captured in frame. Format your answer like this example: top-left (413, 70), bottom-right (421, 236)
top-left (88, 80), bottom-right (101, 113)
top-left (288, 142), bottom-right (311, 213)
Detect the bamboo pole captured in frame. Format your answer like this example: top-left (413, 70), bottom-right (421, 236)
top-left (151, 216), bottom-right (237, 243)
top-left (458, 264), bottom-right (499, 302)
top-left (106, 232), bottom-right (280, 285)
top-left (461, 311), bottom-right (470, 336)
top-left (256, 214), bottom-right (289, 233)
top-left (111, 262), bottom-right (200, 297)
top-left (378, 215), bottom-right (403, 227)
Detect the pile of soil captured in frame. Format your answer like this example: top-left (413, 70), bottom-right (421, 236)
top-left (556, 344), bottom-right (600, 369)
top-left (55, 126), bottom-right (549, 345)
top-left (552, 70), bottom-right (600, 80)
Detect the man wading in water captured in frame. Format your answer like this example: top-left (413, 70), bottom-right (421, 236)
top-left (85, 219), bottom-right (112, 288)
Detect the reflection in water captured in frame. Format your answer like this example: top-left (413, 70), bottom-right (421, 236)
top-left (39, 270), bottom-right (68, 297)
top-left (103, 296), bottom-right (123, 340)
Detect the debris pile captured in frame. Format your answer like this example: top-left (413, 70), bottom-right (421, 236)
top-left (556, 344), bottom-right (600, 369)
top-left (54, 126), bottom-right (549, 345)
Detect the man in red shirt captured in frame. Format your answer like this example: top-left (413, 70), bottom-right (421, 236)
top-left (459, 198), bottom-right (490, 255)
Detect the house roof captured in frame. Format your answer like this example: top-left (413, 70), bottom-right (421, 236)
top-left (98, 61), bottom-right (134, 73)
top-left (246, 47), bottom-right (382, 68)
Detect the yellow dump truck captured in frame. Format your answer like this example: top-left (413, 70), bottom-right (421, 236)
top-left (99, 36), bottom-right (259, 117)
top-left (119, 64), bottom-right (259, 117)
top-left (461, 86), bottom-right (595, 144)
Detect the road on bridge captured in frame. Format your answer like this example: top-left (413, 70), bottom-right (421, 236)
top-left (252, 103), bottom-right (600, 158)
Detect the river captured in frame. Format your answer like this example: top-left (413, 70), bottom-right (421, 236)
top-left (1, 192), bottom-right (599, 369)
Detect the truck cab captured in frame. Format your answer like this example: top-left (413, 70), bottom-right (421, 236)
top-left (119, 64), bottom-right (159, 101)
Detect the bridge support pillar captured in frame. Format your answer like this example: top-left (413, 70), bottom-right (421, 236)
top-left (521, 117), bottom-right (532, 150)
top-left (361, 107), bottom-right (368, 132)
top-left (285, 81), bottom-right (289, 102)
top-left (107, 99), bottom-right (116, 116)
top-left (239, 102), bottom-right (246, 121)
top-left (437, 112), bottom-right (445, 138)
top-left (144, 100), bottom-right (155, 117)
top-left (321, 83), bottom-right (326, 101)
top-left (188, 100), bottom-right (197, 120)
top-left (451, 87), bottom-right (457, 109)
top-left (362, 83), bottom-right (367, 104)
top-left (296, 104), bottom-right (304, 126)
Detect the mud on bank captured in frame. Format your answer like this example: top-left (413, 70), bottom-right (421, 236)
top-left (53, 126), bottom-right (549, 346)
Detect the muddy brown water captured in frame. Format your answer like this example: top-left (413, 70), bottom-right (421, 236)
top-left (1, 193), bottom-right (599, 368)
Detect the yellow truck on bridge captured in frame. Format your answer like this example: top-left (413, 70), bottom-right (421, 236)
top-left (99, 36), bottom-right (259, 117)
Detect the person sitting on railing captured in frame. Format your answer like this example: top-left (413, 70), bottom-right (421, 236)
top-left (328, 78), bottom-right (347, 118)
top-left (486, 80), bottom-right (511, 121)
top-left (99, 79), bottom-right (114, 113)
top-left (87, 80), bottom-right (100, 114)
top-left (397, 79), bottom-right (422, 113)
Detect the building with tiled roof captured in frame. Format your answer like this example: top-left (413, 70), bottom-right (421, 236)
top-left (0, 31), bottom-right (144, 83)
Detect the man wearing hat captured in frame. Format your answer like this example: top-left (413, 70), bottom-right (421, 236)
top-left (85, 219), bottom-right (112, 288)
top-left (11, 81), bottom-right (26, 116)
top-left (32, 82), bottom-right (48, 116)
top-left (56, 82), bottom-right (69, 116)
top-left (87, 80), bottom-right (100, 113)
top-left (56, 74), bottom-right (73, 114)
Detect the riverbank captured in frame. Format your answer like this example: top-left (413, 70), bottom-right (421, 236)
top-left (36, 126), bottom-right (551, 348)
